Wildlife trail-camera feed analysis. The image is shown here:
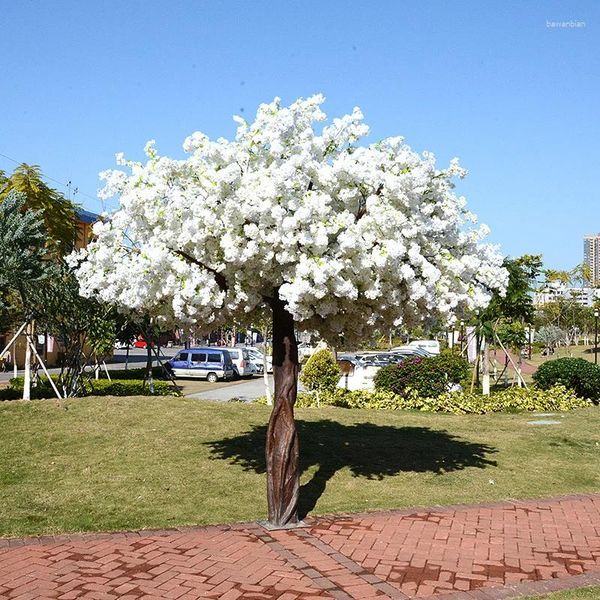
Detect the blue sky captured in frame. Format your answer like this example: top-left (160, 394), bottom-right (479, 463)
top-left (1, 1), bottom-right (597, 269)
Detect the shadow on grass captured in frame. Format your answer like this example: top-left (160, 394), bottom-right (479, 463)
top-left (206, 419), bottom-right (497, 518)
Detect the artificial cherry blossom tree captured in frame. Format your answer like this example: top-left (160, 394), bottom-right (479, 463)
top-left (71, 95), bottom-right (508, 527)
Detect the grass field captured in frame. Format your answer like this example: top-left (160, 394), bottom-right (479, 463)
top-left (528, 344), bottom-right (599, 367)
top-left (523, 586), bottom-right (600, 599)
top-left (0, 396), bottom-right (599, 538)
top-left (487, 343), bottom-right (598, 386)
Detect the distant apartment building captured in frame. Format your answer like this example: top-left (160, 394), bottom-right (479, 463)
top-left (584, 234), bottom-right (600, 285)
top-left (533, 283), bottom-right (600, 307)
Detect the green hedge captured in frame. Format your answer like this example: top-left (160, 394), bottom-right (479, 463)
top-left (532, 358), bottom-right (600, 402)
top-left (84, 379), bottom-right (177, 397)
top-left (374, 353), bottom-right (470, 398)
top-left (257, 384), bottom-right (591, 414)
top-left (0, 387), bottom-right (24, 401)
top-left (97, 366), bottom-right (167, 380)
top-left (4, 376), bottom-right (178, 399)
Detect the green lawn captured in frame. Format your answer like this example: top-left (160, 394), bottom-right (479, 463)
top-left (523, 586), bottom-right (600, 599)
top-left (529, 344), bottom-right (599, 368)
top-left (0, 396), bottom-right (599, 538)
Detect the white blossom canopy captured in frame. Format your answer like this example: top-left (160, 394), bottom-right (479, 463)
top-left (71, 95), bottom-right (508, 345)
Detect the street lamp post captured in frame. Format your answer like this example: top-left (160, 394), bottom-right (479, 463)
top-left (595, 309), bottom-right (599, 365)
top-left (460, 320), bottom-right (465, 355)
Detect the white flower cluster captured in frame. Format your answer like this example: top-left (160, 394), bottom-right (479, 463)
top-left (71, 95), bottom-right (508, 345)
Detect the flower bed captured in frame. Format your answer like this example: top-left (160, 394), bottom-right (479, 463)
top-left (257, 384), bottom-right (591, 414)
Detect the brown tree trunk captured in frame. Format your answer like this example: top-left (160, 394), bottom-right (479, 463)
top-left (266, 294), bottom-right (300, 527)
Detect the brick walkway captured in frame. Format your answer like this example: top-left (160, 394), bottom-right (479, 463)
top-left (1, 494), bottom-right (600, 599)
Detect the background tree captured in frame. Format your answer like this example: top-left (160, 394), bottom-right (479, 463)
top-left (71, 95), bottom-right (507, 527)
top-left (31, 261), bottom-right (116, 397)
top-left (0, 164), bottom-right (77, 255)
top-left (0, 191), bottom-right (49, 328)
top-left (474, 255), bottom-right (542, 389)
top-left (481, 255), bottom-right (542, 326)
top-left (570, 263), bottom-right (592, 288)
top-left (535, 325), bottom-right (566, 354)
top-left (543, 269), bottom-right (571, 286)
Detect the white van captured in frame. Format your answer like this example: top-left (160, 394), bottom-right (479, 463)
top-left (218, 347), bottom-right (256, 378)
top-left (246, 347), bottom-right (273, 373)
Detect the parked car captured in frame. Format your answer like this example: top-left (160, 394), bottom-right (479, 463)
top-left (246, 347), bottom-right (272, 374)
top-left (298, 342), bottom-right (322, 360)
top-left (391, 346), bottom-right (433, 358)
top-left (218, 347), bottom-right (256, 378)
top-left (407, 340), bottom-right (440, 355)
top-left (166, 347), bottom-right (235, 382)
top-left (355, 352), bottom-right (404, 367)
top-left (133, 339), bottom-right (155, 349)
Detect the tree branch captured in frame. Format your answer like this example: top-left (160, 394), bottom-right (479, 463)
top-left (170, 248), bottom-right (228, 293)
top-left (355, 184), bottom-right (383, 222)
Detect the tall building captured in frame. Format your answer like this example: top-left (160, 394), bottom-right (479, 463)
top-left (584, 234), bottom-right (600, 285)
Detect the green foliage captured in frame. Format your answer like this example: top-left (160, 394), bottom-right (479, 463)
top-left (535, 325), bottom-right (566, 350)
top-left (100, 367), bottom-right (165, 380)
top-left (496, 321), bottom-right (527, 350)
top-left (535, 300), bottom-right (596, 336)
top-left (533, 358), bottom-right (600, 402)
top-left (0, 191), bottom-right (49, 324)
top-left (0, 387), bottom-right (23, 401)
top-left (430, 352), bottom-right (470, 384)
top-left (6, 376), bottom-right (177, 399)
top-left (264, 384), bottom-right (591, 414)
top-left (0, 164), bottom-right (77, 255)
top-left (483, 255), bottom-right (542, 326)
top-left (86, 379), bottom-right (177, 397)
top-left (299, 348), bottom-right (340, 393)
top-left (29, 261), bottom-right (117, 395)
top-left (374, 353), bottom-right (469, 398)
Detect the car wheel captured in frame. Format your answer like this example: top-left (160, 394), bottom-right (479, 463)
top-left (207, 372), bottom-right (218, 383)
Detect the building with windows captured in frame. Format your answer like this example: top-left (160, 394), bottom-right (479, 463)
top-left (533, 283), bottom-right (600, 307)
top-left (584, 234), bottom-right (600, 286)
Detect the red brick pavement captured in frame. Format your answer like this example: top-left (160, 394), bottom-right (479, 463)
top-left (1, 494), bottom-right (600, 599)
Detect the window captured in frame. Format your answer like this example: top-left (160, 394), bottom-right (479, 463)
top-left (207, 353), bottom-right (222, 363)
top-left (228, 349), bottom-right (239, 359)
top-left (176, 352), bottom-right (189, 362)
top-left (191, 353), bottom-right (207, 363)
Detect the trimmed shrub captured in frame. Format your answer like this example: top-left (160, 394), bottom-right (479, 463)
top-left (7, 376), bottom-right (178, 399)
top-left (97, 366), bottom-right (166, 380)
top-left (299, 349), bottom-right (340, 393)
top-left (532, 358), bottom-right (600, 402)
top-left (0, 386), bottom-right (23, 401)
top-left (85, 379), bottom-right (177, 397)
top-left (256, 384), bottom-right (591, 414)
top-left (374, 353), bottom-right (469, 398)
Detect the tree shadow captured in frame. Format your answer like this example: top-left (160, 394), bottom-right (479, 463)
top-left (206, 419), bottom-right (497, 519)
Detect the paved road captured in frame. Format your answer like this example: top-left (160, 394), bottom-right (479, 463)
top-left (185, 375), bottom-right (275, 402)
